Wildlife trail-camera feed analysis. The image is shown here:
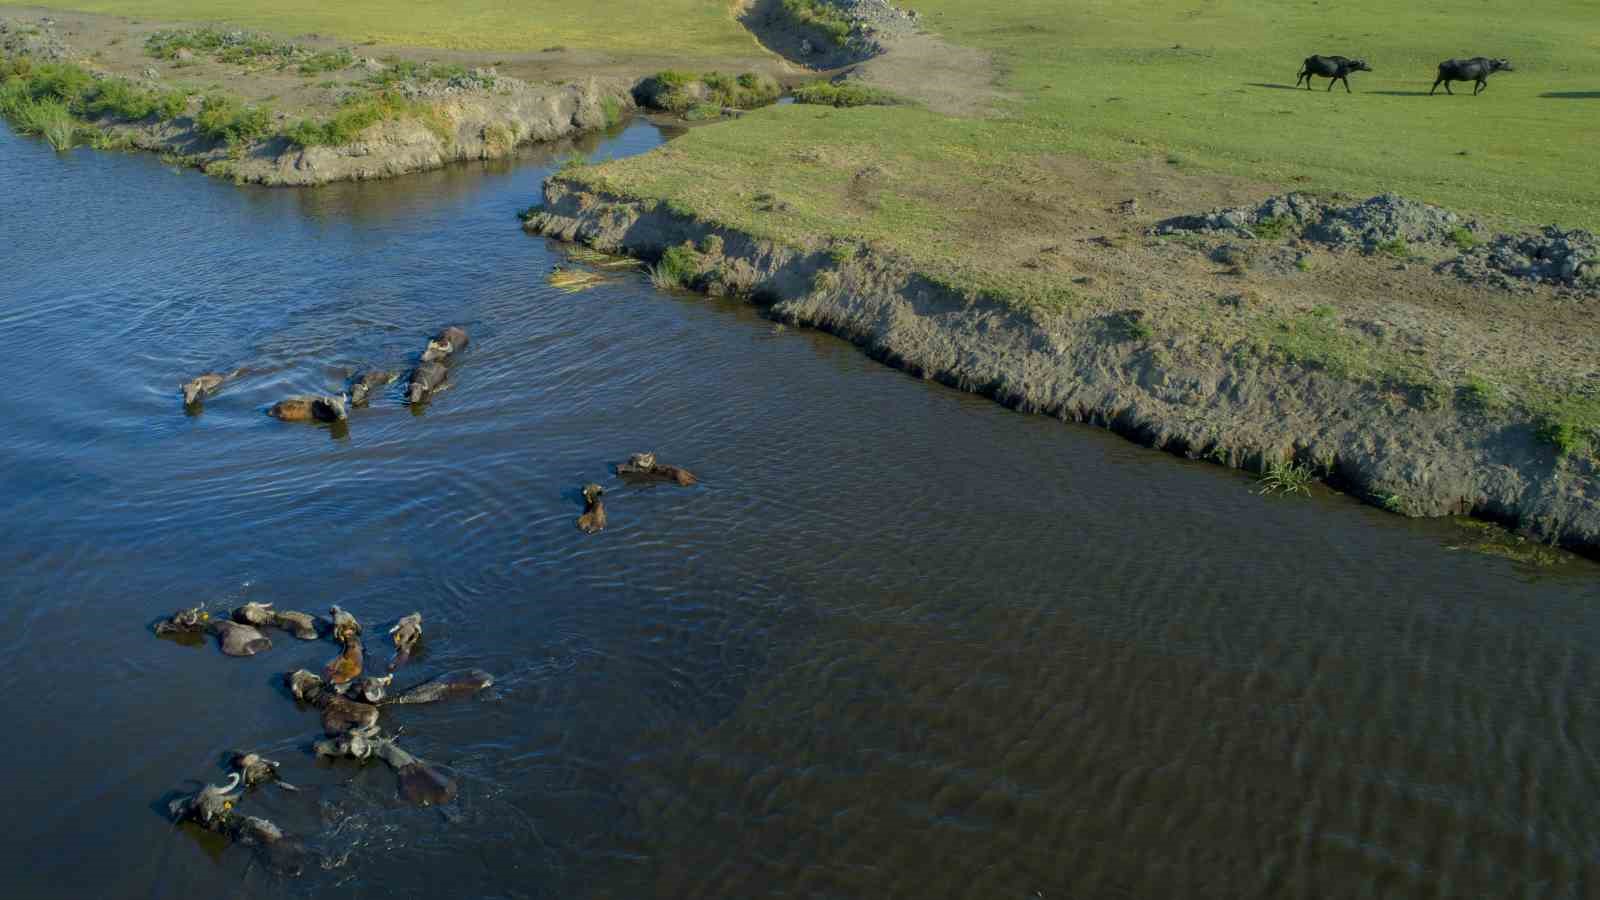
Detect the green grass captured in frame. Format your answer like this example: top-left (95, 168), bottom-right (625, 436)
top-left (781, 0), bottom-right (853, 45)
top-left (297, 48), bottom-right (354, 75)
top-left (10, 95), bottom-right (79, 149)
top-left (792, 80), bottom-right (899, 108)
top-left (3, 1), bottom-right (766, 58)
top-left (194, 92), bottom-right (271, 144)
top-left (638, 70), bottom-right (780, 114)
top-left (281, 91), bottom-right (446, 147)
top-left (1257, 460), bottom-right (1315, 497)
top-left (1448, 227), bottom-right (1479, 250)
top-left (0, 57), bottom-right (190, 148)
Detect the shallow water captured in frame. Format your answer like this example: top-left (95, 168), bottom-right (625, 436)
top-left (2, 119), bottom-right (1599, 899)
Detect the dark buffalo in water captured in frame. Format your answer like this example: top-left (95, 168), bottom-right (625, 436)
top-left (233, 602), bottom-right (321, 640)
top-left (577, 483), bottom-right (607, 534)
top-left (406, 361), bottom-right (448, 404)
top-left (388, 613), bottom-right (422, 671)
top-left (154, 604), bottom-right (210, 636)
top-left (420, 326), bottom-right (469, 363)
top-left (1296, 55), bottom-right (1372, 92)
top-left (231, 751), bottom-right (299, 791)
top-left (385, 668), bottom-right (495, 705)
top-left (329, 605), bottom-right (362, 643)
top-left (180, 369), bottom-right (241, 407)
top-left (348, 673), bottom-right (393, 704)
top-left (616, 451), bottom-right (698, 486)
top-left (348, 370), bottom-right (398, 406)
top-left (268, 395), bottom-right (348, 423)
top-left (169, 774), bottom-right (309, 876)
top-left (210, 619), bottom-right (272, 656)
top-left (314, 731), bottom-right (458, 806)
top-left (1431, 57), bottom-right (1513, 95)
top-left (289, 669), bottom-right (381, 736)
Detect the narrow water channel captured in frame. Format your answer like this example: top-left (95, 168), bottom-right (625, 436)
top-left (2, 119), bottom-right (1597, 899)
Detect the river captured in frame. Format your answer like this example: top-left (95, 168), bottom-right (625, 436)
top-left (2, 118), bottom-right (1598, 899)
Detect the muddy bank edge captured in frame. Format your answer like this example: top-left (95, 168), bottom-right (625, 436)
top-left (528, 177), bottom-right (1600, 557)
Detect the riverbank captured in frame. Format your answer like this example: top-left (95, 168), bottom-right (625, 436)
top-left (0, 10), bottom-right (741, 184)
top-left (526, 176), bottom-right (1600, 557)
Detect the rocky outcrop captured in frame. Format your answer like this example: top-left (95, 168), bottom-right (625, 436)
top-left (527, 178), bottom-right (1600, 557)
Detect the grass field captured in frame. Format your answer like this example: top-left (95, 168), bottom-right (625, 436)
top-left (0, 0), bottom-right (760, 56)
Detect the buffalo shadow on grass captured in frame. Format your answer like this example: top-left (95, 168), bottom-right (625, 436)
top-left (1245, 82), bottom-right (1305, 91)
top-left (1540, 91), bottom-right (1600, 99)
top-left (1369, 90), bottom-right (1432, 96)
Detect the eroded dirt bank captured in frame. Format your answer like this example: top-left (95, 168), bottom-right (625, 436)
top-left (527, 179), bottom-right (1600, 557)
top-left (1, 12), bottom-right (636, 185)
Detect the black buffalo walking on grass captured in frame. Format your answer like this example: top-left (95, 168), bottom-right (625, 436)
top-left (1431, 57), bottom-right (1513, 95)
top-left (1296, 55), bottom-right (1372, 92)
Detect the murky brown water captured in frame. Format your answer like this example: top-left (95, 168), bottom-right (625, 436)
top-left (3, 119), bottom-right (1599, 899)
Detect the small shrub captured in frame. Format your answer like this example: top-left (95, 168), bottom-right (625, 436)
top-left (1374, 237), bottom-right (1410, 258)
top-left (194, 93), bottom-right (272, 145)
top-left (656, 241), bottom-right (700, 283)
top-left (681, 103), bottom-right (724, 121)
top-left (1251, 216), bottom-right (1294, 240)
top-left (1457, 376), bottom-right (1500, 411)
top-left (792, 80), bottom-right (898, 107)
top-left (1379, 493), bottom-right (1409, 515)
top-left (781, 0), bottom-right (854, 45)
top-left (83, 78), bottom-right (187, 121)
top-left (1448, 227), bottom-right (1478, 251)
top-left (1294, 254), bottom-right (1314, 272)
top-left (600, 94), bottom-right (623, 127)
top-left (1257, 460), bottom-right (1314, 497)
top-left (1535, 416), bottom-right (1593, 458)
top-left (14, 97), bottom-right (79, 150)
top-left (297, 48), bottom-right (354, 76)
top-left (282, 93), bottom-right (437, 147)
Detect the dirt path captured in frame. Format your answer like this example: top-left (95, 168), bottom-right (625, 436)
top-left (852, 29), bottom-right (1008, 117)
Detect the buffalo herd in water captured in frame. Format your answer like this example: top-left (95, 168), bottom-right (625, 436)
top-left (161, 327), bottom-right (699, 876)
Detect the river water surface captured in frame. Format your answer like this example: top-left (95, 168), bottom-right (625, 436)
top-left (3, 120), bottom-right (1599, 899)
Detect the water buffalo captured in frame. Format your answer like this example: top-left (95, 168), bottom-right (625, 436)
top-left (616, 452), bottom-right (698, 486)
top-left (329, 605), bottom-right (362, 642)
top-left (420, 326), bottom-right (469, 363)
top-left (348, 370), bottom-right (398, 406)
top-left (388, 613), bottom-right (422, 671)
top-left (154, 604), bottom-right (210, 636)
top-left (170, 775), bottom-right (309, 876)
top-left (272, 609), bottom-right (321, 640)
top-left (406, 361), bottom-right (448, 404)
top-left (233, 603), bottom-right (321, 640)
top-left (231, 751), bottom-right (299, 791)
top-left (385, 668), bottom-right (495, 705)
top-left (169, 772), bottom-right (244, 831)
top-left (314, 731), bottom-right (458, 806)
top-left (289, 669), bottom-right (380, 736)
top-left (1431, 57), bottom-right (1513, 95)
top-left (210, 620), bottom-right (272, 656)
top-left (577, 483), bottom-right (607, 534)
top-left (349, 674), bottom-right (393, 704)
top-left (268, 395), bottom-right (348, 423)
top-left (1296, 55), bottom-right (1371, 93)
top-left (180, 370), bottom-right (241, 407)
top-left (323, 634), bottom-right (364, 688)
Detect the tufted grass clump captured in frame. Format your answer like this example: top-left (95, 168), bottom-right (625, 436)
top-left (194, 93), bottom-right (272, 145)
top-left (792, 80), bottom-right (898, 108)
top-left (781, 0), bottom-right (854, 45)
top-left (1257, 460), bottom-right (1315, 496)
top-left (648, 243), bottom-right (702, 289)
top-left (281, 91), bottom-right (448, 148)
top-left (11, 96), bottom-right (80, 149)
top-left (638, 70), bottom-right (779, 113)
